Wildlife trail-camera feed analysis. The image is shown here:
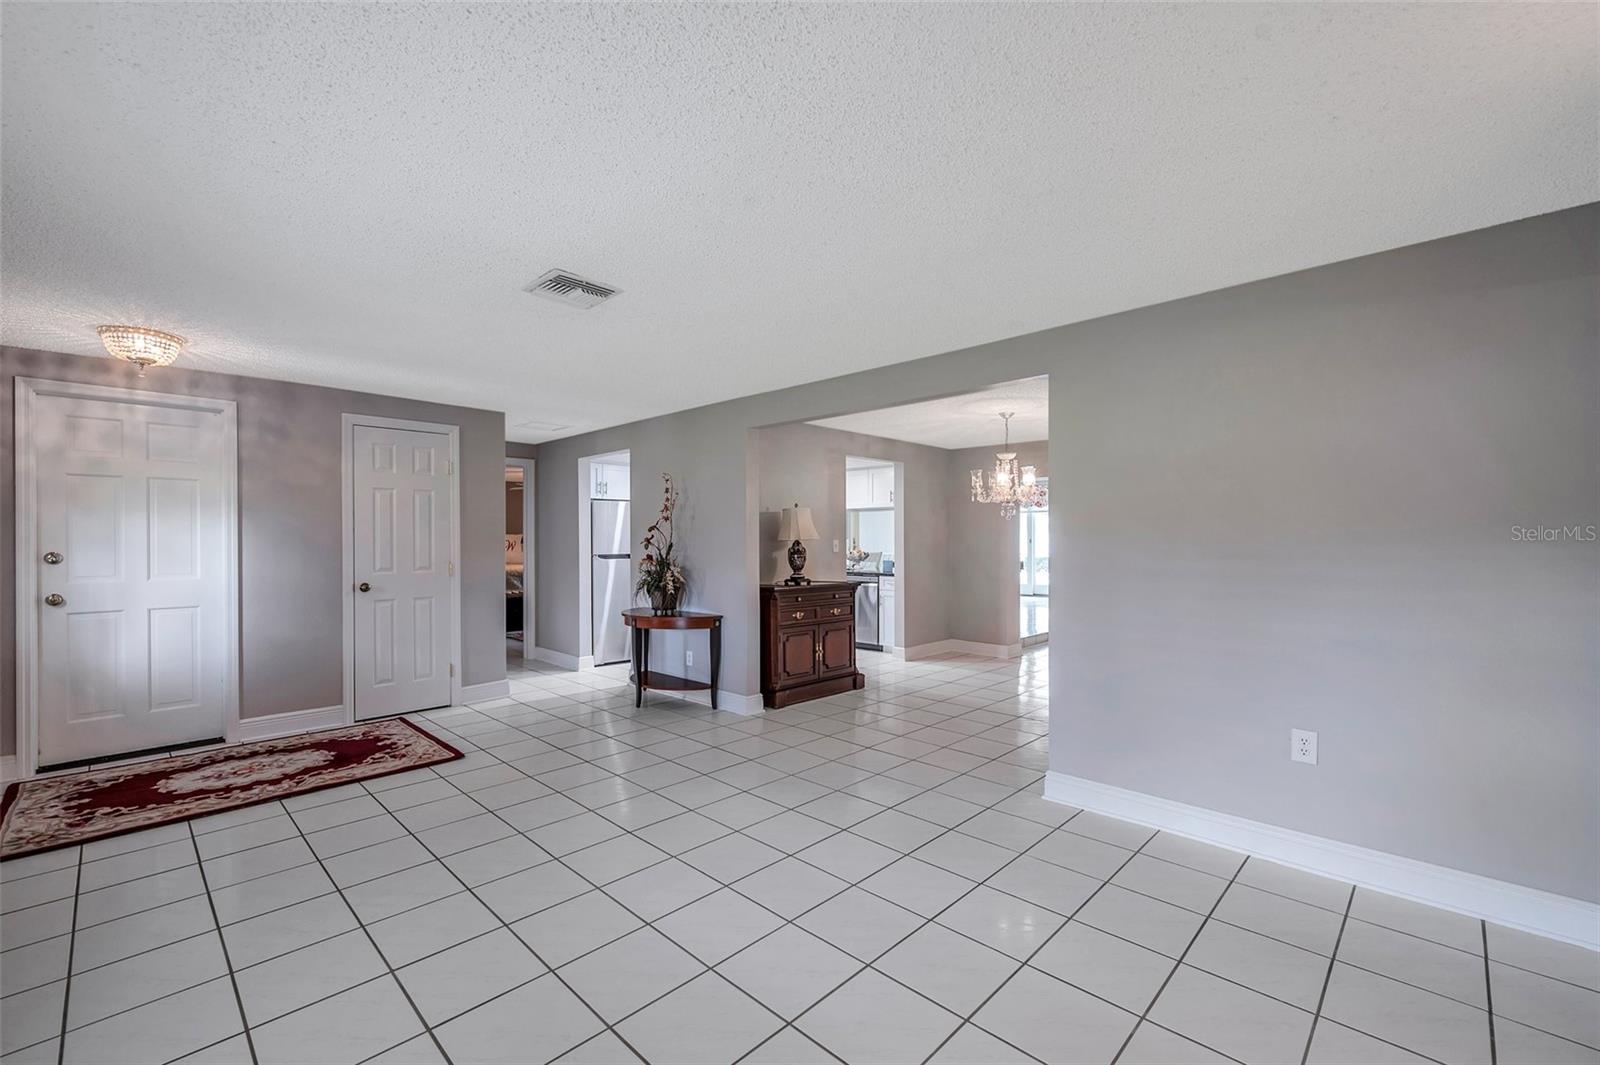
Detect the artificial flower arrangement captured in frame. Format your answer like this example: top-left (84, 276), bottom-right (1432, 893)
top-left (636, 473), bottom-right (686, 613)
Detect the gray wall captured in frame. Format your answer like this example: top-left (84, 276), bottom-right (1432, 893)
top-left (945, 440), bottom-right (1047, 651)
top-left (531, 204), bottom-right (1598, 901)
top-left (753, 426), bottom-right (1044, 654)
top-left (755, 422), bottom-right (953, 651)
top-left (2, 347), bottom-right (509, 752)
top-left (1047, 215), bottom-right (1599, 902)
top-left (535, 418), bottom-right (761, 687)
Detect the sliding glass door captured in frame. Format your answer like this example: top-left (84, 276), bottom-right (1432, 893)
top-left (1019, 501), bottom-right (1049, 597)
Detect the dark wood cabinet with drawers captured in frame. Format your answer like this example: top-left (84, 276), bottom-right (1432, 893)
top-left (760, 582), bottom-right (866, 708)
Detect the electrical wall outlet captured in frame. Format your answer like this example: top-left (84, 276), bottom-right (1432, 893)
top-left (1290, 729), bottom-right (1318, 765)
top-left (685, 651), bottom-right (693, 667)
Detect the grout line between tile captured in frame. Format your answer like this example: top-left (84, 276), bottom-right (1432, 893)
top-left (1299, 881), bottom-right (1355, 1065)
top-left (184, 821), bottom-right (258, 1065)
top-left (916, 816), bottom-right (1151, 1065)
top-left (1105, 853), bottom-right (1251, 1065)
top-left (273, 805), bottom-right (455, 1063)
top-left (53, 846), bottom-right (83, 1065)
top-left (1482, 920), bottom-right (1497, 1065)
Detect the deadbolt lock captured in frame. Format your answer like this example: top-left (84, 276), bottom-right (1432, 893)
top-left (43, 551), bottom-right (63, 565)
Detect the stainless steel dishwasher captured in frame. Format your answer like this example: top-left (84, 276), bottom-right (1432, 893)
top-left (850, 574), bottom-right (881, 651)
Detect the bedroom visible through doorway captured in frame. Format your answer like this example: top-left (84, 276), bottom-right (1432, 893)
top-left (506, 458), bottom-right (534, 658)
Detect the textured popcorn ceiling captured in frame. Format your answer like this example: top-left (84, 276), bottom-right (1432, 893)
top-left (812, 377), bottom-right (1048, 451)
top-left (2, 4), bottom-right (1595, 442)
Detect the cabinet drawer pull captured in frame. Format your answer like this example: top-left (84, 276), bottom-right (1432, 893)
top-left (792, 611), bottom-right (806, 620)
top-left (830, 607), bottom-right (843, 615)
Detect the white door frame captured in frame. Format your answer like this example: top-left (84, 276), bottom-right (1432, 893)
top-left (341, 414), bottom-right (463, 722)
top-left (505, 457), bottom-right (535, 656)
top-left (13, 377), bottom-right (241, 779)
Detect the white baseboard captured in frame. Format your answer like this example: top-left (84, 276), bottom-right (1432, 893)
top-left (627, 684), bottom-right (764, 716)
top-left (902, 639), bottom-right (1019, 661)
top-left (236, 705), bottom-right (348, 743)
top-left (531, 646), bottom-right (596, 671)
top-left (458, 679), bottom-right (511, 704)
top-left (1044, 772), bottom-right (1600, 951)
top-left (0, 755), bottom-right (17, 783)
top-left (692, 690), bottom-right (764, 716)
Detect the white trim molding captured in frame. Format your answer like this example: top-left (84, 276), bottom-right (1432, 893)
top-left (902, 639), bottom-right (1020, 661)
top-left (1045, 772), bottom-right (1600, 951)
top-left (531, 646), bottom-right (586, 671)
top-left (14, 378), bottom-right (241, 779)
top-left (0, 756), bottom-right (18, 783)
top-left (505, 456), bottom-right (536, 656)
top-left (678, 689), bottom-right (764, 717)
top-left (235, 706), bottom-right (348, 744)
top-left (458, 679), bottom-right (512, 705)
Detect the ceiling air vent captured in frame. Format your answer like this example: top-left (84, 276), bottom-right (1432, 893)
top-left (513, 419), bottom-right (571, 434)
top-left (524, 269), bottom-right (619, 309)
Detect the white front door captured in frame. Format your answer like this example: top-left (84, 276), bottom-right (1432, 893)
top-left (32, 393), bottom-right (231, 766)
top-left (352, 424), bottom-right (453, 720)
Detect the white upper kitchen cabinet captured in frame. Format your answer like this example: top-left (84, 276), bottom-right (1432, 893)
top-left (845, 468), bottom-right (871, 509)
top-left (868, 467), bottom-right (894, 507)
top-left (847, 465), bottom-right (894, 509)
top-left (591, 462), bottom-right (630, 499)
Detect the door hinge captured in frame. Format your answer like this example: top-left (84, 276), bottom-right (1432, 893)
top-left (449, 663), bottom-right (455, 677)
top-left (448, 561), bottom-right (455, 576)
top-left (446, 459), bottom-right (455, 475)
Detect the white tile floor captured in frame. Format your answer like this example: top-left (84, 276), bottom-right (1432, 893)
top-left (1020, 597), bottom-right (1047, 640)
top-left (3, 646), bottom-right (1597, 1065)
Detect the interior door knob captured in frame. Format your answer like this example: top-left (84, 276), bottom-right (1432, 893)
top-left (43, 551), bottom-right (63, 565)
top-left (44, 594), bottom-right (65, 607)
top-left (358, 582), bottom-right (371, 593)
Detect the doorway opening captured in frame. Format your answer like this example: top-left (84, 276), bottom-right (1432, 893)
top-left (845, 455), bottom-right (901, 655)
top-left (1020, 485), bottom-right (1049, 643)
top-left (505, 458), bottom-right (534, 660)
top-left (580, 450), bottom-right (631, 667)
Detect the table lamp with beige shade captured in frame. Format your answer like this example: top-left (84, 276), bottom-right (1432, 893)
top-left (778, 503), bottom-right (821, 585)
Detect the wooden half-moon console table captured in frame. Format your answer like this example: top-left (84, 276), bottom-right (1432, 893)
top-left (621, 608), bottom-right (722, 710)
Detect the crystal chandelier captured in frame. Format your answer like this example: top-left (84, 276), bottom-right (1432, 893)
top-left (97, 325), bottom-right (186, 376)
top-left (970, 412), bottom-right (1045, 519)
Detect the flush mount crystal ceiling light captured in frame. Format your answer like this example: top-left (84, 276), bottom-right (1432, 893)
top-left (970, 412), bottom-right (1046, 519)
top-left (96, 325), bottom-right (186, 376)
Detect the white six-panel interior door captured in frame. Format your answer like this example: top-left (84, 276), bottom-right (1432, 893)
top-left (18, 380), bottom-right (237, 770)
top-left (350, 422), bottom-right (455, 720)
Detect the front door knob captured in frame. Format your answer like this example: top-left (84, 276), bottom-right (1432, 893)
top-left (358, 582), bottom-right (371, 593)
top-left (43, 551), bottom-right (63, 565)
top-left (45, 594), bottom-right (65, 607)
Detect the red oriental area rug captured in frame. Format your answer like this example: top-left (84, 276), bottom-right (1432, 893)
top-left (0, 719), bottom-right (461, 860)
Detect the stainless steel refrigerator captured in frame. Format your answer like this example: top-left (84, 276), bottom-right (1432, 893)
top-left (591, 499), bottom-right (631, 665)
